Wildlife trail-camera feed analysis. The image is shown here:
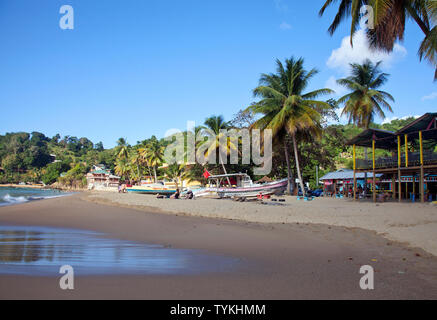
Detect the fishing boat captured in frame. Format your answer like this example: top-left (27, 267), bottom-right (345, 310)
top-left (126, 182), bottom-right (177, 195)
top-left (192, 173), bottom-right (288, 198)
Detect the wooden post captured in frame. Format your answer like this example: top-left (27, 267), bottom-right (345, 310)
top-left (420, 131), bottom-right (425, 203)
top-left (413, 175), bottom-right (416, 199)
top-left (392, 175), bottom-right (396, 200)
top-left (398, 136), bottom-right (401, 167)
top-left (405, 134), bottom-right (409, 168)
top-left (398, 169), bottom-right (402, 202)
top-left (372, 139), bottom-right (376, 203)
top-left (406, 179), bottom-right (408, 200)
top-left (353, 145), bottom-right (357, 201)
top-left (398, 136), bottom-right (402, 202)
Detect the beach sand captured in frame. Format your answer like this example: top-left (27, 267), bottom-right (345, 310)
top-left (0, 194), bottom-right (437, 299)
top-left (88, 192), bottom-right (437, 257)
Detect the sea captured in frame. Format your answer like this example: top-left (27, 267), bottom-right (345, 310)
top-left (0, 187), bottom-right (69, 207)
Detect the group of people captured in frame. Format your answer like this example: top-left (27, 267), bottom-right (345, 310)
top-left (170, 188), bottom-right (194, 200)
top-left (118, 184), bottom-right (127, 193)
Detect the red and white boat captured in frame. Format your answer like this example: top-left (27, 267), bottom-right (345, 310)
top-left (191, 173), bottom-right (288, 198)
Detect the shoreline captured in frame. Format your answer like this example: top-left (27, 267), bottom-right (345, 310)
top-left (0, 184), bottom-right (48, 189)
top-left (0, 195), bottom-right (436, 299)
top-left (85, 191), bottom-right (437, 257)
top-left (0, 183), bottom-right (86, 192)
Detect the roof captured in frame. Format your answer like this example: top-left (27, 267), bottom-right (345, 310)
top-left (320, 169), bottom-right (382, 181)
top-left (396, 113), bottom-right (437, 135)
top-left (347, 128), bottom-right (397, 149)
top-left (347, 113), bottom-right (437, 150)
top-left (91, 170), bottom-right (110, 174)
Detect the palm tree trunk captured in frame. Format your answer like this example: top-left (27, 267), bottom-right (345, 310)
top-left (146, 163), bottom-right (152, 181)
top-left (137, 164), bottom-right (141, 184)
top-left (292, 134), bottom-right (306, 197)
top-left (153, 167), bottom-right (157, 183)
top-left (218, 152), bottom-right (232, 186)
top-left (283, 139), bottom-right (293, 195)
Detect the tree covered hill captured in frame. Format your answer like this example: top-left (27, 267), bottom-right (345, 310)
top-left (0, 132), bottom-right (114, 185)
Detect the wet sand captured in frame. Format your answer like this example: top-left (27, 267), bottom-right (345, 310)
top-left (88, 192), bottom-right (437, 256)
top-left (0, 194), bottom-right (437, 299)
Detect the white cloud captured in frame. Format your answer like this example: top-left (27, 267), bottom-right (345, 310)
top-left (279, 22), bottom-right (291, 30)
top-left (327, 30), bottom-right (407, 72)
top-left (421, 92), bottom-right (437, 101)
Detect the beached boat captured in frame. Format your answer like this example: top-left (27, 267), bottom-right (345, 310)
top-left (192, 173), bottom-right (288, 198)
top-left (126, 183), bottom-right (177, 195)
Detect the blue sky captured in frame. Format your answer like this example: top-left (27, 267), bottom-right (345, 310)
top-left (0, 0), bottom-right (435, 148)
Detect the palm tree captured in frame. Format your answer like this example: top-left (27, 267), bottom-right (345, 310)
top-left (319, 0), bottom-right (436, 79)
top-left (247, 57), bottom-right (334, 196)
top-left (202, 115), bottom-right (238, 186)
top-left (420, 1), bottom-right (437, 78)
top-left (115, 138), bottom-right (129, 160)
top-left (164, 163), bottom-right (189, 190)
top-left (114, 158), bottom-right (131, 181)
top-left (337, 60), bottom-right (394, 128)
top-left (144, 140), bottom-right (164, 183)
top-left (130, 148), bottom-right (145, 184)
top-left (337, 59), bottom-right (394, 192)
top-left (138, 147), bottom-right (154, 180)
top-left (319, 0), bottom-right (366, 39)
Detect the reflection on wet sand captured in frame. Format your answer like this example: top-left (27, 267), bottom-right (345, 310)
top-left (0, 226), bottom-right (238, 276)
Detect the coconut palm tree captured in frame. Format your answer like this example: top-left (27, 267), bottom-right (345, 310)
top-left (337, 59), bottom-right (394, 128)
top-left (138, 147), bottom-right (153, 180)
top-left (420, 1), bottom-right (437, 78)
top-left (130, 148), bottom-right (145, 184)
top-left (319, 0), bottom-right (436, 79)
top-left (164, 163), bottom-right (190, 190)
top-left (144, 140), bottom-right (164, 183)
top-left (337, 59), bottom-right (394, 192)
top-left (201, 115), bottom-right (238, 186)
top-left (114, 158), bottom-right (130, 181)
top-left (247, 57), bottom-right (334, 196)
top-left (115, 138), bottom-right (129, 160)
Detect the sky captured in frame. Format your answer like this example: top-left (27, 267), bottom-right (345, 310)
top-left (0, 0), bottom-right (435, 148)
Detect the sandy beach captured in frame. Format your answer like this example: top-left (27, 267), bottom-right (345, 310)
top-left (88, 192), bottom-right (437, 256)
top-left (0, 194), bottom-right (437, 299)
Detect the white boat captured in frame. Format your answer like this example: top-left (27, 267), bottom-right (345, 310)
top-left (126, 182), bottom-right (177, 195)
top-left (191, 173), bottom-right (288, 198)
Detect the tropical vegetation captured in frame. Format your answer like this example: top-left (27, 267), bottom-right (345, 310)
top-left (247, 57), bottom-right (334, 195)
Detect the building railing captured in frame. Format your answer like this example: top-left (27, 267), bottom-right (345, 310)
top-left (356, 151), bottom-right (437, 170)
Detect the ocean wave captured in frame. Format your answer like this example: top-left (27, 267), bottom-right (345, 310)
top-left (0, 193), bottom-right (67, 207)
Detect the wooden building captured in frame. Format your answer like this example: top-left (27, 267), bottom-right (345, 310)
top-left (348, 113), bottom-right (437, 202)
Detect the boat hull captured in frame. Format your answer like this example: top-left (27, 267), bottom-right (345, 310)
top-left (195, 179), bottom-right (288, 198)
top-left (126, 187), bottom-right (177, 195)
